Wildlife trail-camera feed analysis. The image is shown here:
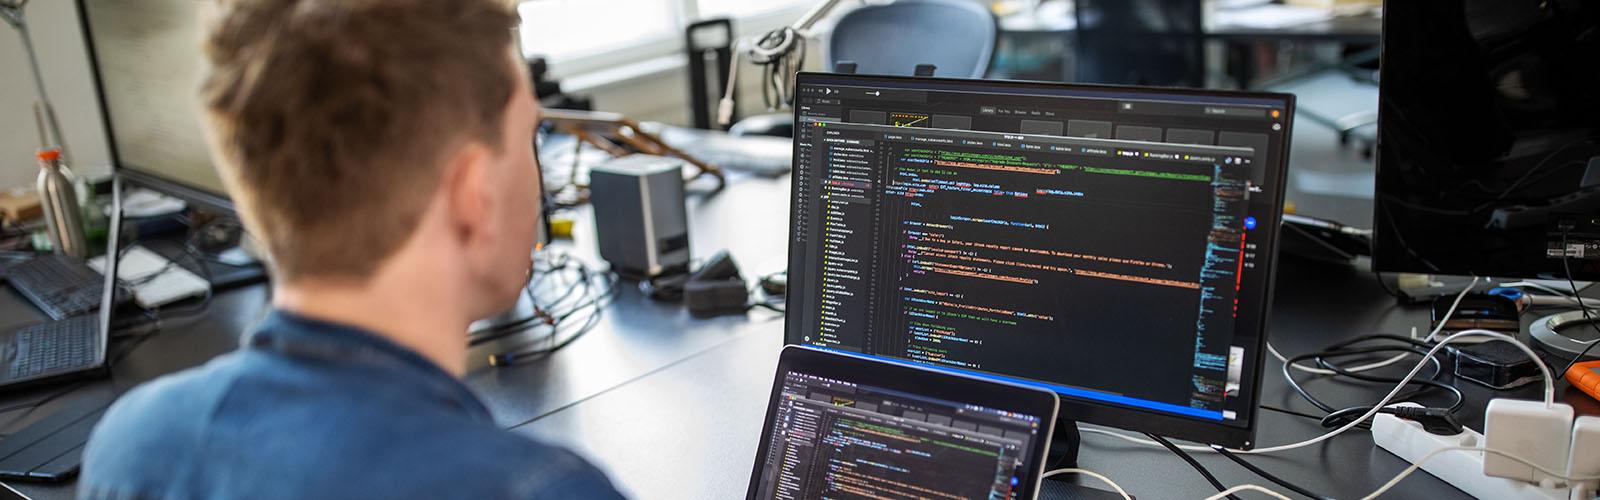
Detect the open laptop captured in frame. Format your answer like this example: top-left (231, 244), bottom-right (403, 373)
top-left (0, 175), bottom-right (124, 391)
top-left (748, 346), bottom-right (1059, 500)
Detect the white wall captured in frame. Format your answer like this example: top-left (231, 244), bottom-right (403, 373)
top-left (0, 0), bottom-right (111, 191)
top-left (0, 1), bottom-right (789, 194)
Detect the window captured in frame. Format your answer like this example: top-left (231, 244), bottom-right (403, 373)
top-left (697, 0), bottom-right (812, 19)
top-left (517, 0), bottom-right (817, 77)
top-left (517, 0), bottom-right (679, 62)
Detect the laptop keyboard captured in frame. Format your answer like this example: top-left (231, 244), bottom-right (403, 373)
top-left (6, 255), bottom-right (108, 320)
top-left (9, 316), bottom-right (99, 380)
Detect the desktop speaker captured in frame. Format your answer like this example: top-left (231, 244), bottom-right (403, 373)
top-left (589, 155), bottom-right (690, 279)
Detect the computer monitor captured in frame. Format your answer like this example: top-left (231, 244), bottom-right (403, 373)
top-left (785, 73), bottom-right (1294, 448)
top-left (77, 0), bottom-right (233, 210)
top-left (1373, 1), bottom-right (1600, 281)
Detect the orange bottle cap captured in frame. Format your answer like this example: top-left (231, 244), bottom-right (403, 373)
top-left (36, 149), bottom-right (61, 162)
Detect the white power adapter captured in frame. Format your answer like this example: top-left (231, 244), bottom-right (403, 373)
top-left (1484, 399), bottom-right (1575, 485)
top-left (1571, 417), bottom-right (1600, 499)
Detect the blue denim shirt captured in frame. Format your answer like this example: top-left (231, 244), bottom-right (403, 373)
top-left (79, 310), bottom-right (627, 500)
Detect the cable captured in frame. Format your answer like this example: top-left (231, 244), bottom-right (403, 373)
top-left (1422, 276), bottom-right (1479, 342)
top-left (1270, 277), bottom-right (1479, 377)
top-left (1039, 468), bottom-right (1132, 500)
top-left (1212, 446), bottom-right (1334, 500)
top-left (1203, 484), bottom-right (1294, 500)
top-left (1259, 405), bottom-right (1326, 423)
top-left (1280, 336), bottom-right (1466, 429)
top-left (1557, 228), bottom-right (1600, 379)
top-left (1200, 444), bottom-right (1600, 500)
top-left (483, 253), bottom-right (619, 366)
top-left (1249, 329), bottom-right (1552, 454)
top-left (1080, 426), bottom-right (1212, 453)
top-left (1088, 330), bottom-right (1553, 459)
top-left (1145, 432), bottom-right (1240, 500)
top-left (0, 382), bottom-right (86, 431)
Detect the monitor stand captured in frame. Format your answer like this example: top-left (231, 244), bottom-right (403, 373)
top-left (1046, 418), bottom-right (1082, 469)
top-left (1530, 310), bottom-right (1600, 360)
top-left (1040, 419), bottom-right (1134, 499)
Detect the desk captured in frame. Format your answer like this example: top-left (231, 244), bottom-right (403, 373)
top-left (1208, 11), bottom-right (1381, 44)
top-left (2, 171), bottom-right (1595, 500)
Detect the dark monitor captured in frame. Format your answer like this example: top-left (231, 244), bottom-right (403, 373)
top-left (77, 0), bottom-right (234, 211)
top-left (785, 73), bottom-right (1294, 448)
top-left (1374, 0), bottom-right (1600, 280)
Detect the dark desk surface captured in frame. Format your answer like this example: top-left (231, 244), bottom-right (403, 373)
top-left (2, 170), bottom-right (1594, 500)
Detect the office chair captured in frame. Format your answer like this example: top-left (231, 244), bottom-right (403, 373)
top-left (1259, 48), bottom-right (1380, 158)
top-left (1072, 0), bottom-right (1205, 87)
top-left (825, 0), bottom-right (998, 78)
top-left (730, 0), bottom-right (999, 139)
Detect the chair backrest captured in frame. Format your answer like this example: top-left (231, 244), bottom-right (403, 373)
top-left (826, 0), bottom-right (997, 79)
top-left (1073, 0), bottom-right (1204, 87)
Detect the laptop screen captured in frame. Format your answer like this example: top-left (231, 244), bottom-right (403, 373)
top-left (748, 347), bottom-right (1057, 500)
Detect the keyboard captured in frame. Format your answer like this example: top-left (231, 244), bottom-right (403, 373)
top-left (7, 316), bottom-right (99, 380)
top-left (5, 255), bottom-right (108, 321)
top-left (0, 252), bottom-right (31, 278)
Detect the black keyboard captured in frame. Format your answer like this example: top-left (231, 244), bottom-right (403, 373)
top-left (5, 255), bottom-right (107, 321)
top-left (7, 316), bottom-right (99, 380)
top-left (0, 252), bottom-right (30, 277)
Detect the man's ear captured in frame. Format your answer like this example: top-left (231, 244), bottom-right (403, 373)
top-left (442, 142), bottom-right (493, 246)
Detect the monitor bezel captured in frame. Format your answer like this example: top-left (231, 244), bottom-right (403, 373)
top-left (784, 72), bottom-right (1294, 449)
top-left (75, 0), bottom-right (237, 214)
top-left (746, 345), bottom-right (1060, 500)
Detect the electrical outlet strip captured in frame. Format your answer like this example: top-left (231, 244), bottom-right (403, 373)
top-left (1372, 404), bottom-right (1569, 500)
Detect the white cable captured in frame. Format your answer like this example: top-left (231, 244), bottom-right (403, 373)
top-left (1423, 276), bottom-right (1478, 343)
top-left (1358, 445), bottom-right (1600, 500)
top-left (1272, 276), bottom-right (1479, 376)
top-left (1039, 468), bottom-right (1132, 500)
top-left (1269, 342), bottom-right (1410, 376)
top-left (716, 46), bottom-right (741, 127)
top-left (1202, 484), bottom-right (1294, 500)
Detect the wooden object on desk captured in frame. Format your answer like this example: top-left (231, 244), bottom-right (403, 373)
top-left (0, 189), bottom-right (42, 224)
top-left (540, 109), bottom-right (727, 205)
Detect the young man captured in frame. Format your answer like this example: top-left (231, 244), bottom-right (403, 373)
top-left (79, 1), bottom-right (625, 498)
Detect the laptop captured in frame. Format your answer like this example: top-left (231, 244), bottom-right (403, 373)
top-left (0, 175), bottom-right (124, 391)
top-left (747, 346), bottom-right (1059, 500)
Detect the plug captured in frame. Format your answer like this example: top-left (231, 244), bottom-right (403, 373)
top-left (1385, 406), bottom-right (1464, 436)
top-left (1483, 398), bottom-right (1574, 485)
top-left (717, 97), bottom-right (736, 127)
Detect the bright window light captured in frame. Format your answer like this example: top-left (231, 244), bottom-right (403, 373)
top-left (518, 0), bottom-right (676, 61)
top-left (697, 0), bottom-right (811, 19)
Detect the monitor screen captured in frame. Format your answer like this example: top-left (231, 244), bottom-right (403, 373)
top-left (79, 0), bottom-right (230, 204)
top-left (748, 347), bottom-right (1057, 500)
top-left (784, 73), bottom-right (1293, 447)
top-left (1373, 1), bottom-right (1600, 281)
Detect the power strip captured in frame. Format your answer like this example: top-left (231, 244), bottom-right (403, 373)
top-left (1372, 403), bottom-right (1569, 500)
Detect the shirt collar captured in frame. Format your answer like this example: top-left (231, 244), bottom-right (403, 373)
top-left (246, 309), bottom-right (493, 422)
